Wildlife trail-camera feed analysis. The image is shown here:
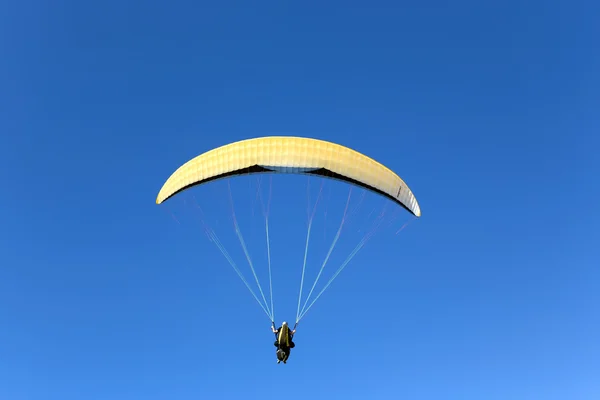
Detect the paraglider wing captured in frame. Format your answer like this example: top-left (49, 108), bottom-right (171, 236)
top-left (156, 136), bottom-right (421, 217)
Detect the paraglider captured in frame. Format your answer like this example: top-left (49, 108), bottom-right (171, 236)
top-left (156, 136), bottom-right (421, 363)
top-left (272, 322), bottom-right (296, 364)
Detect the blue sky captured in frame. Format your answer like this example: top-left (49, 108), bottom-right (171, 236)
top-left (1, 0), bottom-right (598, 399)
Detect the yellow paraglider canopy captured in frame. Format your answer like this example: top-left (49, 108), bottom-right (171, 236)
top-left (156, 136), bottom-right (421, 217)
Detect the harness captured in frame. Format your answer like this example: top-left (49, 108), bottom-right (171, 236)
top-left (273, 322), bottom-right (297, 350)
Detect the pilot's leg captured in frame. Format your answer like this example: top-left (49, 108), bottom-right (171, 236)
top-left (283, 348), bottom-right (290, 364)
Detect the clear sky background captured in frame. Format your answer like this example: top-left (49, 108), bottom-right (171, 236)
top-left (1, 1), bottom-right (598, 399)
